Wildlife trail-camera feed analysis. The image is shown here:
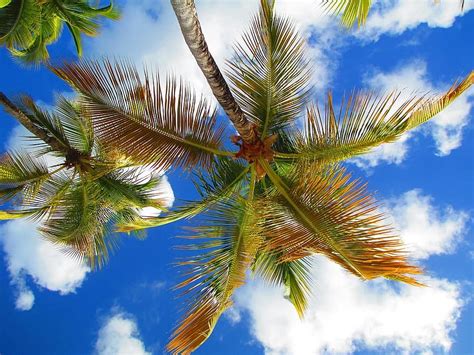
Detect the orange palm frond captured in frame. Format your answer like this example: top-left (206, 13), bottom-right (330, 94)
top-left (259, 160), bottom-right (422, 285)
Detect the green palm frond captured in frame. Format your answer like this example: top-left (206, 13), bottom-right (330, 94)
top-left (96, 168), bottom-right (166, 210)
top-left (52, 60), bottom-right (229, 171)
top-left (0, 0), bottom-right (40, 50)
top-left (227, 0), bottom-right (311, 136)
top-left (0, 150), bottom-right (52, 205)
top-left (323, 0), bottom-right (466, 28)
top-left (259, 160), bottom-right (422, 285)
top-left (9, 13), bottom-right (62, 64)
top-left (36, 167), bottom-right (167, 268)
top-left (0, 0), bottom-right (119, 63)
top-left (39, 180), bottom-right (117, 268)
top-left (16, 95), bottom-right (71, 153)
top-left (322, 0), bottom-right (372, 28)
top-left (167, 170), bottom-right (260, 354)
top-left (117, 158), bottom-right (249, 233)
top-left (276, 71), bottom-right (473, 164)
top-left (252, 251), bottom-right (313, 317)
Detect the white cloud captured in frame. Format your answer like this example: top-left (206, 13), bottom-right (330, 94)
top-left (360, 0), bottom-right (474, 40)
top-left (0, 219), bottom-right (91, 308)
top-left (352, 60), bottom-right (473, 167)
top-left (237, 257), bottom-right (463, 355)
top-left (95, 313), bottom-right (151, 355)
top-left (235, 188), bottom-right (469, 354)
top-left (384, 189), bottom-right (469, 260)
top-left (14, 285), bottom-right (35, 311)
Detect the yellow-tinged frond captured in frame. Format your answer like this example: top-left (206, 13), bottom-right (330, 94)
top-left (0, 209), bottom-right (33, 220)
top-left (52, 60), bottom-right (226, 171)
top-left (167, 171), bottom-right (261, 354)
top-left (259, 160), bottom-right (423, 285)
top-left (322, 0), bottom-right (372, 28)
top-left (277, 71), bottom-right (473, 164)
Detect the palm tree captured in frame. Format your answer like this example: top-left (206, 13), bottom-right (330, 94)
top-left (43, 1), bottom-right (473, 353)
top-left (0, 0), bottom-right (119, 64)
top-left (0, 92), bottom-right (170, 268)
top-left (322, 0), bottom-right (466, 28)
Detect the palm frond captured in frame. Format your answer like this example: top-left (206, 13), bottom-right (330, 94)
top-left (96, 167), bottom-right (167, 210)
top-left (117, 158), bottom-right (249, 233)
top-left (259, 160), bottom-right (422, 285)
top-left (252, 251), bottom-right (312, 317)
top-left (52, 60), bottom-right (227, 171)
top-left (322, 0), bottom-right (372, 28)
top-left (39, 179), bottom-right (116, 269)
top-left (0, 0), bottom-right (41, 49)
top-left (167, 171), bottom-right (260, 354)
top-left (227, 0), bottom-right (311, 135)
top-left (0, 150), bottom-right (51, 203)
top-left (323, 0), bottom-right (466, 28)
top-left (277, 71), bottom-right (473, 164)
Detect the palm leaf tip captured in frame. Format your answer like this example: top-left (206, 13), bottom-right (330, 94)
top-left (51, 60), bottom-right (225, 171)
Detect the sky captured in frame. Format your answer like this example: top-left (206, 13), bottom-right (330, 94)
top-left (0, 0), bottom-right (473, 354)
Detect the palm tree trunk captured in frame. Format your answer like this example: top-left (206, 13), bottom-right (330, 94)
top-left (0, 92), bottom-right (67, 153)
top-left (170, 0), bottom-right (258, 145)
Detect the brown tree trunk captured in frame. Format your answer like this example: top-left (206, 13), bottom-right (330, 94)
top-left (0, 92), bottom-right (67, 153)
top-left (170, 0), bottom-right (258, 145)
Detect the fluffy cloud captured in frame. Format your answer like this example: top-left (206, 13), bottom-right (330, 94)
top-left (360, 0), bottom-right (474, 40)
top-left (384, 189), bottom-right (469, 260)
top-left (233, 189), bottom-right (468, 354)
top-left (236, 258), bottom-right (463, 355)
top-left (352, 60), bottom-right (473, 167)
top-left (0, 219), bottom-right (91, 309)
top-left (14, 283), bottom-right (35, 311)
top-left (95, 313), bottom-right (150, 355)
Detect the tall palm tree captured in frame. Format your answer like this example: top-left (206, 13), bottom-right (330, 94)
top-left (0, 0), bottom-right (119, 64)
top-left (322, 0), bottom-right (466, 28)
top-left (43, 1), bottom-right (474, 353)
top-left (0, 92), bottom-right (170, 268)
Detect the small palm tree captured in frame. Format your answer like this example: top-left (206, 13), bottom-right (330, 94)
top-left (0, 0), bottom-right (119, 64)
top-left (42, 1), bottom-right (472, 353)
top-left (0, 92), bottom-right (170, 268)
top-left (322, 0), bottom-right (466, 28)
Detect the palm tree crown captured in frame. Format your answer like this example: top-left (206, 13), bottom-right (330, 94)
top-left (0, 0), bottom-right (472, 353)
top-left (0, 92), bottom-right (170, 268)
top-left (0, 0), bottom-right (119, 64)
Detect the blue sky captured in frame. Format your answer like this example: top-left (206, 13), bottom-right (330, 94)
top-left (0, 0), bottom-right (473, 354)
